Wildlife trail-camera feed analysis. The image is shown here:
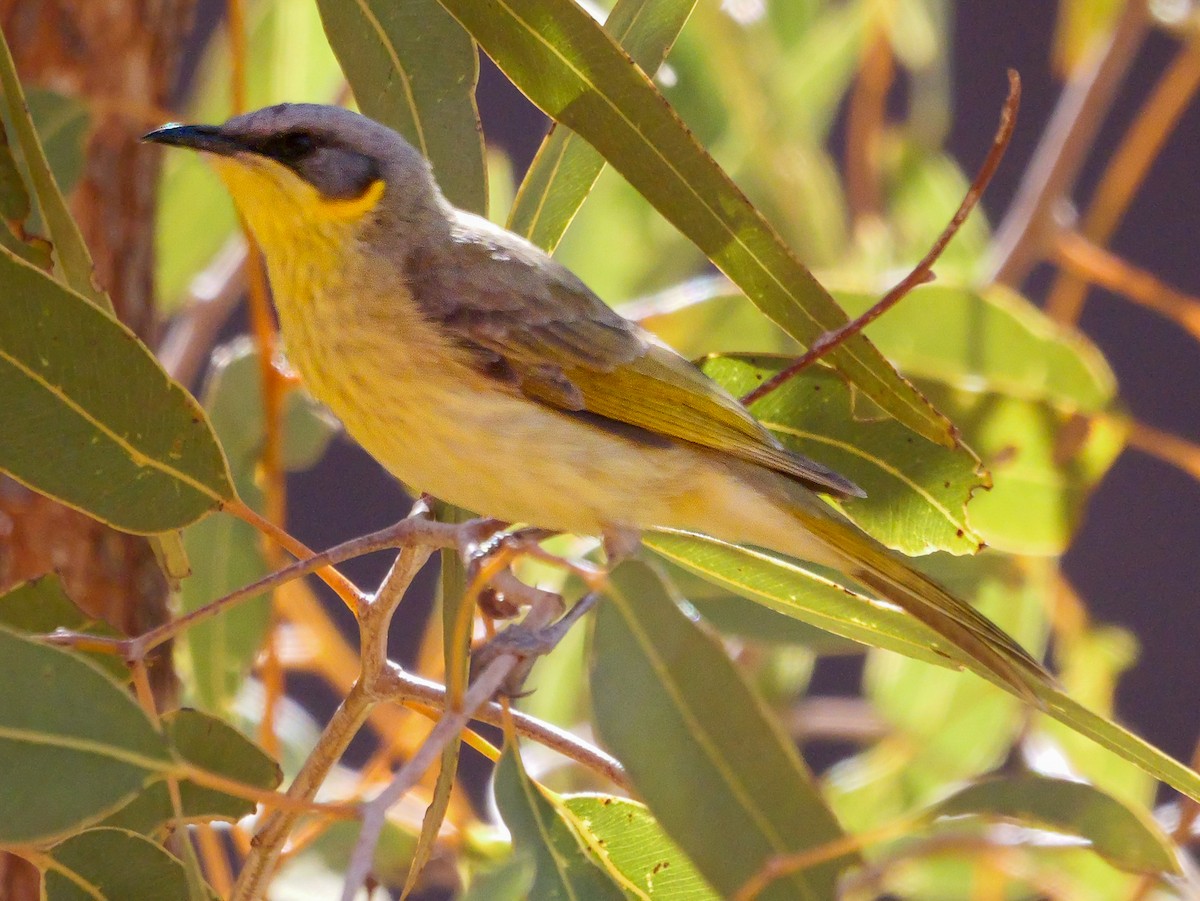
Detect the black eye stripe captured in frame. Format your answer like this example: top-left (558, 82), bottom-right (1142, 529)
top-left (256, 130), bottom-right (316, 164)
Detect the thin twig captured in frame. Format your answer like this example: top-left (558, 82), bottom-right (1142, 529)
top-left (228, 498), bottom-right (365, 613)
top-left (1046, 27), bottom-right (1200, 323)
top-left (1126, 420), bottom-right (1200, 483)
top-left (844, 30), bottom-right (893, 224)
top-left (232, 505), bottom-right (439, 899)
top-left (989, 0), bottom-right (1151, 287)
top-left (376, 657), bottom-right (629, 790)
top-left (1053, 230), bottom-right (1200, 343)
top-left (741, 70), bottom-right (1021, 407)
top-left (42, 514), bottom-right (459, 661)
top-left (340, 590), bottom-right (567, 901)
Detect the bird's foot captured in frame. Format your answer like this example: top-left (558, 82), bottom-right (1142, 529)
top-left (473, 591), bottom-right (602, 696)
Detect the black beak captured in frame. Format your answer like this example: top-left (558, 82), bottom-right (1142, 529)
top-left (142, 123), bottom-right (242, 155)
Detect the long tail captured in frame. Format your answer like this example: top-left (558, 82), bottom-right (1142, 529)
top-left (782, 492), bottom-right (1051, 704)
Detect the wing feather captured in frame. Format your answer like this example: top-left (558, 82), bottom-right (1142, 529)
top-left (410, 211), bottom-right (863, 498)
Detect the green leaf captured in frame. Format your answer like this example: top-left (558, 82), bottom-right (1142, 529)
top-left (0, 574), bottom-right (126, 680)
top-left (101, 708), bottom-right (282, 834)
top-left (561, 794), bottom-right (719, 899)
top-left (1032, 625), bottom-right (1155, 809)
top-left (933, 775), bottom-right (1179, 876)
top-left (0, 626), bottom-right (171, 845)
top-left (509, 0), bottom-right (698, 251)
top-left (644, 533), bottom-right (1200, 809)
top-left (43, 828), bottom-right (215, 900)
top-left (0, 29), bottom-right (106, 309)
top-left (827, 556), bottom-right (1051, 832)
top-left (155, 0), bottom-right (345, 308)
top-left (460, 852), bottom-right (537, 901)
top-left (0, 249), bottom-right (232, 533)
top-left (493, 745), bottom-right (627, 900)
top-left (644, 531), bottom-right (952, 667)
top-left (179, 511), bottom-right (270, 712)
top-left (435, 0), bottom-right (958, 449)
top-left (27, 89), bottom-right (89, 197)
top-left (635, 282), bottom-right (1122, 554)
top-left (700, 354), bottom-right (986, 555)
top-left (921, 382), bottom-right (1126, 555)
top-left (657, 556), bottom-right (860, 650)
top-left (834, 284), bottom-right (1117, 413)
top-left (591, 560), bottom-right (855, 899)
top-left (318, 0), bottom-right (486, 215)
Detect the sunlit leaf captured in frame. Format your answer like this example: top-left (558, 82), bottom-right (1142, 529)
top-left (827, 556), bottom-right (1051, 831)
top-left (934, 774), bottom-right (1178, 875)
top-left (42, 828), bottom-right (216, 900)
top-left (0, 626), bottom-right (171, 844)
top-left (644, 531), bottom-right (951, 666)
top-left (700, 354), bottom-right (986, 555)
top-left (0, 249), bottom-right (232, 533)
top-left (636, 282), bottom-right (1122, 554)
top-left (561, 794), bottom-right (719, 898)
top-left (591, 560), bottom-right (855, 899)
top-left (509, 0), bottom-right (697, 251)
top-left (835, 284), bottom-right (1117, 413)
top-left (643, 532), bottom-right (1200, 807)
top-left (1031, 625), bottom-right (1155, 809)
top-left (493, 745), bottom-right (627, 899)
top-left (923, 382), bottom-right (1126, 555)
top-left (436, 0), bottom-right (959, 449)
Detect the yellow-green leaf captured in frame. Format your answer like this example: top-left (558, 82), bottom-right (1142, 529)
top-left (509, 0), bottom-right (698, 251)
top-left (493, 745), bottom-right (627, 899)
top-left (0, 249), bottom-right (232, 533)
top-left (0, 28), bottom-right (105, 309)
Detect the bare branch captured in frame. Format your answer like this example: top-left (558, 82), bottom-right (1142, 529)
top-left (741, 71), bottom-right (1021, 407)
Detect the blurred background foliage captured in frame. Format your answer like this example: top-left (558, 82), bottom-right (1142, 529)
top-left (1, 0), bottom-right (1200, 898)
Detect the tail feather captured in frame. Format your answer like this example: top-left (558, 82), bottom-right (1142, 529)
top-left (790, 499), bottom-right (1051, 703)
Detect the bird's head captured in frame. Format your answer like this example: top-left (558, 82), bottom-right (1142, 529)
top-left (145, 104), bottom-right (441, 255)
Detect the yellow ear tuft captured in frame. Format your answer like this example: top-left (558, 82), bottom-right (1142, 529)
top-left (322, 179), bottom-right (387, 220)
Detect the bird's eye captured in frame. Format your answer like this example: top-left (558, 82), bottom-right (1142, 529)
top-left (263, 131), bottom-right (316, 163)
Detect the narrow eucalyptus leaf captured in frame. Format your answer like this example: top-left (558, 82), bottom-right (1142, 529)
top-left (0, 249), bottom-right (232, 533)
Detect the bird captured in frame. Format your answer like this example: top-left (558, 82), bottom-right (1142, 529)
top-left (145, 103), bottom-right (1047, 699)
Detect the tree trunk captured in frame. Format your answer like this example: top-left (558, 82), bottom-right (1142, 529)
top-left (0, 2), bottom-right (196, 896)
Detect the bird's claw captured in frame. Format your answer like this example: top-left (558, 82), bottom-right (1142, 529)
top-left (472, 591), bottom-right (602, 696)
